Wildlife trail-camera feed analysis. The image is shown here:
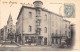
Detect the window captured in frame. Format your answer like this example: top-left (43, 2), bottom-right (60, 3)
top-left (36, 19), bottom-right (41, 26)
top-left (29, 25), bottom-right (32, 32)
top-left (45, 14), bottom-right (47, 20)
top-left (37, 31), bottom-right (41, 35)
top-left (65, 31), bottom-right (67, 36)
top-left (37, 10), bottom-right (40, 16)
top-left (45, 27), bottom-right (47, 33)
top-left (29, 12), bottom-right (32, 18)
top-left (36, 28), bottom-right (41, 35)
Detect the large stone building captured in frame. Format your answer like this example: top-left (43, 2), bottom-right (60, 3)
top-left (16, 0), bottom-right (71, 46)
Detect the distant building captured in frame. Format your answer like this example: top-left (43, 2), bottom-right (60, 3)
top-left (0, 14), bottom-right (16, 41)
top-left (0, 26), bottom-right (7, 40)
top-left (16, 0), bottom-right (71, 46)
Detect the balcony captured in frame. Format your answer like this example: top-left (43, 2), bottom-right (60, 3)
top-left (36, 19), bottom-right (41, 27)
top-left (35, 28), bottom-right (41, 35)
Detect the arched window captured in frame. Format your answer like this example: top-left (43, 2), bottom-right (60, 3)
top-left (29, 25), bottom-right (32, 32)
top-left (45, 14), bottom-right (47, 20)
top-left (37, 10), bottom-right (40, 16)
top-left (29, 12), bottom-right (32, 18)
top-left (45, 27), bottom-right (47, 33)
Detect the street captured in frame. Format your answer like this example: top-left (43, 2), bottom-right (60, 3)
top-left (0, 41), bottom-right (74, 51)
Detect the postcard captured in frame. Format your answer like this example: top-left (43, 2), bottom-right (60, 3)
top-left (0, 0), bottom-right (80, 51)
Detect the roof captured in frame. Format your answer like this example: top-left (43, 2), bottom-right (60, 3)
top-left (17, 6), bottom-right (63, 19)
top-left (41, 7), bottom-right (63, 17)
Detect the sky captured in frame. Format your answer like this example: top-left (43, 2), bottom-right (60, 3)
top-left (0, 0), bottom-right (80, 50)
top-left (0, 0), bottom-right (78, 29)
top-left (0, 0), bottom-right (65, 29)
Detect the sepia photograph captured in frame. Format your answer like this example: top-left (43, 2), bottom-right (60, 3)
top-left (0, 0), bottom-right (80, 51)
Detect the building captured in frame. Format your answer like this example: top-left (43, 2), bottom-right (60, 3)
top-left (0, 26), bottom-right (7, 41)
top-left (0, 14), bottom-right (16, 41)
top-left (16, 0), bottom-right (71, 46)
top-left (69, 24), bottom-right (75, 47)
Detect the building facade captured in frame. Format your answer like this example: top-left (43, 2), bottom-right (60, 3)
top-left (16, 0), bottom-right (71, 46)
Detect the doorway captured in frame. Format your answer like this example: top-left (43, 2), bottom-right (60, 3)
top-left (44, 37), bottom-right (47, 45)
